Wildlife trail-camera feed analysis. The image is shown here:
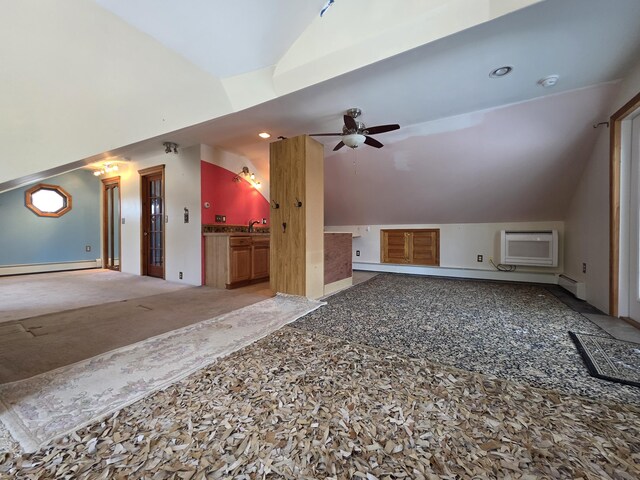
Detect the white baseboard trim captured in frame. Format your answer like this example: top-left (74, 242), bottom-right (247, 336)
top-left (353, 262), bottom-right (558, 284)
top-left (0, 259), bottom-right (101, 276)
top-left (323, 277), bottom-right (353, 297)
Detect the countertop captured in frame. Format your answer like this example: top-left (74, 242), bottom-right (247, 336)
top-left (203, 232), bottom-right (269, 237)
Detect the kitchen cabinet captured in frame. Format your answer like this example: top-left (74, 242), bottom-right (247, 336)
top-left (205, 234), bottom-right (270, 288)
top-left (381, 229), bottom-right (439, 266)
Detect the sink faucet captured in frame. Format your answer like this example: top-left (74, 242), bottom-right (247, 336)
top-left (248, 219), bottom-right (259, 233)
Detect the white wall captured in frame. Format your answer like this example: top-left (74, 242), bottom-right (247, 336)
top-left (1, 0), bottom-right (231, 186)
top-left (564, 133), bottom-right (610, 312)
top-left (119, 146), bottom-right (202, 285)
top-left (326, 221), bottom-right (564, 283)
top-left (564, 60), bottom-right (640, 314)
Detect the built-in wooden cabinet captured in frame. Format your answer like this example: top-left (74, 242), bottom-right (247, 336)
top-left (251, 237), bottom-right (270, 280)
top-left (381, 229), bottom-right (439, 266)
top-left (205, 234), bottom-right (270, 289)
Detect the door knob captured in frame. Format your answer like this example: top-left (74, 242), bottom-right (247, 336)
top-left (143, 232), bottom-right (148, 236)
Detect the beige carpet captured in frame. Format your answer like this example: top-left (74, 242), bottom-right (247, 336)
top-left (0, 282), bottom-right (273, 383)
top-left (0, 294), bottom-right (325, 453)
top-left (0, 269), bottom-right (190, 323)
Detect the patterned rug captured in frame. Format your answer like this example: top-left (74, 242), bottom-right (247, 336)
top-left (0, 294), bottom-right (324, 453)
top-left (569, 332), bottom-right (640, 388)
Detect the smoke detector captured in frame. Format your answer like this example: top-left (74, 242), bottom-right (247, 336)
top-left (537, 75), bottom-right (559, 88)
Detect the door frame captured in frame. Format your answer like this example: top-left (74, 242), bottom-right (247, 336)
top-left (610, 90), bottom-right (640, 317)
top-left (139, 164), bottom-right (166, 279)
top-left (101, 176), bottom-right (121, 271)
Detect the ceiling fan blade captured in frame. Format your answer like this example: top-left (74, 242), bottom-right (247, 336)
top-left (364, 136), bottom-right (384, 148)
top-left (333, 141), bottom-right (345, 151)
top-left (309, 133), bottom-right (343, 136)
top-left (343, 115), bottom-right (358, 131)
top-left (364, 124), bottom-right (400, 135)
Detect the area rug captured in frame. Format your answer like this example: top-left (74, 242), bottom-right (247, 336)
top-left (0, 293), bottom-right (324, 453)
top-left (569, 331), bottom-right (640, 388)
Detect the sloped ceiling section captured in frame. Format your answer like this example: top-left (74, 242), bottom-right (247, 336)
top-left (0, 0), bottom-right (232, 187)
top-left (94, 0), bottom-right (327, 78)
top-left (324, 83), bottom-right (618, 225)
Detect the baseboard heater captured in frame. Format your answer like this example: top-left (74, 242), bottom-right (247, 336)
top-left (558, 274), bottom-right (586, 300)
top-left (0, 259), bottom-right (101, 276)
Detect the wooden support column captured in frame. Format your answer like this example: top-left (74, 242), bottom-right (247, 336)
top-left (269, 135), bottom-right (324, 298)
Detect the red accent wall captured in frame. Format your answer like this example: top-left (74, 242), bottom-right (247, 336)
top-left (201, 161), bottom-right (270, 226)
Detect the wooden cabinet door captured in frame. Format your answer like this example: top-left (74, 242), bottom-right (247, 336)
top-left (251, 245), bottom-right (270, 280)
top-left (229, 246), bottom-right (251, 284)
top-left (381, 230), bottom-right (408, 263)
top-left (411, 230), bottom-right (439, 266)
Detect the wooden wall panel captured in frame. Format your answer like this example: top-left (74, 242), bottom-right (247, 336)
top-left (324, 233), bottom-right (352, 284)
top-left (305, 136), bottom-right (325, 299)
top-left (269, 135), bottom-right (324, 298)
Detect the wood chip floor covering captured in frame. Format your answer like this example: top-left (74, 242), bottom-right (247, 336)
top-left (1, 327), bottom-right (638, 479)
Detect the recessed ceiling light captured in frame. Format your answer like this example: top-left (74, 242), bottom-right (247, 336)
top-left (537, 75), bottom-right (559, 88)
top-left (489, 66), bottom-right (513, 78)
top-left (258, 132), bottom-right (271, 139)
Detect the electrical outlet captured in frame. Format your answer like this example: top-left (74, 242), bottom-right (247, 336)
top-left (356, 250), bottom-right (360, 257)
top-left (215, 214), bottom-right (226, 223)
top-left (477, 254), bottom-right (483, 262)
top-left (262, 218), bottom-right (267, 224)
top-left (179, 272), bottom-right (183, 280)
top-left (582, 263), bottom-right (587, 274)
top-left (85, 245), bottom-right (91, 252)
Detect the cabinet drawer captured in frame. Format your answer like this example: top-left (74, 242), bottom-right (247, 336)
top-left (252, 236), bottom-right (270, 246)
top-left (229, 236), bottom-right (252, 247)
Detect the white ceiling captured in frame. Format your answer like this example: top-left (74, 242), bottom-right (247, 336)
top-left (94, 0), bottom-right (640, 225)
top-left (93, 0), bottom-right (327, 78)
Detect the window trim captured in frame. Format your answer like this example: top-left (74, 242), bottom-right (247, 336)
top-left (25, 183), bottom-right (73, 217)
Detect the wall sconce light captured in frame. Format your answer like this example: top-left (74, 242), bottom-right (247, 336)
top-left (233, 166), bottom-right (261, 189)
top-left (163, 142), bottom-right (178, 154)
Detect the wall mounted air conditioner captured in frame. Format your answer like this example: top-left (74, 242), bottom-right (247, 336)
top-left (500, 230), bottom-right (558, 267)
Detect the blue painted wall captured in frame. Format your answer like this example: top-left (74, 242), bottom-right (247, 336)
top-left (0, 170), bottom-right (101, 265)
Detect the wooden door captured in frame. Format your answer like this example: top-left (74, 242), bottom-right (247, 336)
top-left (381, 230), bottom-right (408, 263)
top-left (629, 114), bottom-right (640, 321)
top-left (411, 230), bottom-right (440, 266)
top-left (140, 166), bottom-right (165, 278)
top-left (252, 244), bottom-right (270, 280)
top-left (102, 177), bottom-right (121, 271)
top-left (230, 246), bottom-right (251, 283)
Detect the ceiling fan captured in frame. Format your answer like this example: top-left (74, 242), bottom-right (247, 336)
top-left (310, 108), bottom-right (400, 151)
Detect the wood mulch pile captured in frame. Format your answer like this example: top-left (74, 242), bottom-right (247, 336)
top-left (1, 327), bottom-right (639, 479)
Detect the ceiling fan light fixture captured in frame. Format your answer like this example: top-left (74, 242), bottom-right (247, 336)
top-left (343, 133), bottom-right (366, 149)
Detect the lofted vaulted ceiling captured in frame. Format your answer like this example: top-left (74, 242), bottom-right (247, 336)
top-left (127, 0), bottom-right (639, 225)
top-left (3, 0), bottom-right (640, 227)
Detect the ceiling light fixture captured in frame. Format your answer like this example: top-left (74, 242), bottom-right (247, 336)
top-left (489, 66), bottom-right (513, 78)
top-left (537, 75), bottom-right (559, 88)
top-left (233, 166), bottom-right (261, 189)
top-left (163, 142), bottom-right (178, 154)
top-left (258, 132), bottom-right (271, 139)
top-left (342, 133), bottom-right (366, 149)
top-left (92, 163), bottom-right (119, 176)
